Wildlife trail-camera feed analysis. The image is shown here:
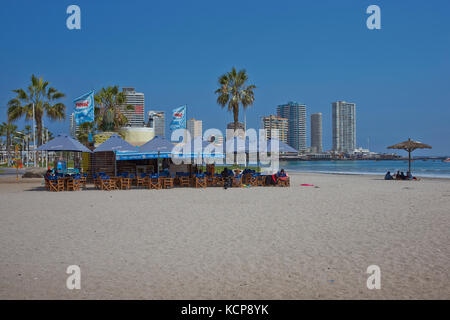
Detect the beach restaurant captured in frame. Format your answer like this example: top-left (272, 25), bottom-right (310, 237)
top-left (41, 134), bottom-right (294, 191)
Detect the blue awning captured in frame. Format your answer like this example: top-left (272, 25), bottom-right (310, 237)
top-left (115, 136), bottom-right (225, 161)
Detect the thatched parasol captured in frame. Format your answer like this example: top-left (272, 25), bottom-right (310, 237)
top-left (387, 138), bottom-right (432, 174)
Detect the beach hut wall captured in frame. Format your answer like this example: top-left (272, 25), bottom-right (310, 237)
top-left (92, 151), bottom-right (115, 177)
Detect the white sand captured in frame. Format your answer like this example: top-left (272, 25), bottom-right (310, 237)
top-left (0, 173), bottom-right (449, 299)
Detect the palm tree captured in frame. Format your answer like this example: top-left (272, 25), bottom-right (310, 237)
top-left (215, 67), bottom-right (256, 136)
top-left (46, 129), bottom-right (54, 141)
top-left (77, 122), bottom-right (93, 146)
top-left (94, 86), bottom-right (132, 132)
top-left (7, 74), bottom-right (66, 146)
top-left (0, 121), bottom-right (18, 165)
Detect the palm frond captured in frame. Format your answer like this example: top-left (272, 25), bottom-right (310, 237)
top-left (44, 102), bottom-right (66, 120)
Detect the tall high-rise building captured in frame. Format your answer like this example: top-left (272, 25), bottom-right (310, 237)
top-left (148, 111), bottom-right (165, 137)
top-left (261, 115), bottom-right (288, 144)
top-left (121, 87), bottom-right (145, 127)
top-left (226, 121), bottom-right (245, 139)
top-left (187, 118), bottom-right (202, 139)
top-left (277, 101), bottom-right (307, 152)
top-left (69, 113), bottom-right (79, 138)
top-left (332, 101), bottom-right (356, 153)
top-left (310, 113), bottom-right (323, 153)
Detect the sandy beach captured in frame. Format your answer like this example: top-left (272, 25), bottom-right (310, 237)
top-left (0, 172), bottom-right (449, 299)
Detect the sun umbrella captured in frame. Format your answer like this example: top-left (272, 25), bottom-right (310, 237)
top-left (387, 138), bottom-right (432, 174)
top-left (93, 134), bottom-right (135, 152)
top-left (35, 134), bottom-right (91, 173)
top-left (36, 134), bottom-right (92, 152)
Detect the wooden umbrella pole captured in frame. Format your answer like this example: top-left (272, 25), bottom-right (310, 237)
top-left (409, 150), bottom-right (411, 174)
top-left (114, 151), bottom-right (117, 176)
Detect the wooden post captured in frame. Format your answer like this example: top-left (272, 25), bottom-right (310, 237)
top-left (408, 138), bottom-right (412, 174)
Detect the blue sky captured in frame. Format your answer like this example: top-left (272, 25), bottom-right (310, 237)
top-left (0, 0), bottom-right (449, 155)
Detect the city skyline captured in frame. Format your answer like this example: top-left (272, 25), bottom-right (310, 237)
top-left (0, 1), bottom-right (449, 155)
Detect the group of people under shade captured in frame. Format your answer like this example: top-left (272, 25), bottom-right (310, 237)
top-left (385, 170), bottom-right (416, 181)
top-left (219, 167), bottom-right (288, 189)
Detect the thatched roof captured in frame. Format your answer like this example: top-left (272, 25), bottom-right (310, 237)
top-left (387, 138), bottom-right (432, 152)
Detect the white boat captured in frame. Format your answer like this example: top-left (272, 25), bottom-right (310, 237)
top-left (444, 158), bottom-right (450, 163)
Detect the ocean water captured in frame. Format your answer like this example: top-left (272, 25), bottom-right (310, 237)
top-left (280, 159), bottom-right (450, 179)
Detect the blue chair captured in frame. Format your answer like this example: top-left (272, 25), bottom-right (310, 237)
top-left (194, 173), bottom-right (206, 188)
top-left (137, 173), bottom-right (148, 188)
top-left (149, 174), bottom-right (162, 189)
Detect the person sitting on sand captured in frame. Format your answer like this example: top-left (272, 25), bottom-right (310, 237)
top-left (277, 169), bottom-right (288, 182)
top-left (384, 171), bottom-right (393, 180)
top-left (406, 171), bottom-right (416, 180)
top-left (400, 172), bottom-right (406, 180)
top-left (221, 167), bottom-right (233, 189)
top-left (45, 167), bottom-right (53, 178)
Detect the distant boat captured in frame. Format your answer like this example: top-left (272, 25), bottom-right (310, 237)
top-left (444, 158), bottom-right (450, 163)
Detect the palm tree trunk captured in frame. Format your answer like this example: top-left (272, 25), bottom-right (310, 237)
top-left (233, 104), bottom-right (239, 165)
top-left (233, 105), bottom-right (239, 137)
top-left (36, 116), bottom-right (43, 146)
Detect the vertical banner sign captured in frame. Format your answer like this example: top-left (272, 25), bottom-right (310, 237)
top-left (74, 91), bottom-right (95, 125)
top-left (169, 105), bottom-right (186, 131)
top-left (74, 90), bottom-right (95, 143)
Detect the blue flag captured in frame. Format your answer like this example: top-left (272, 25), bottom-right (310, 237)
top-left (169, 105), bottom-right (186, 131)
top-left (74, 90), bottom-right (95, 125)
